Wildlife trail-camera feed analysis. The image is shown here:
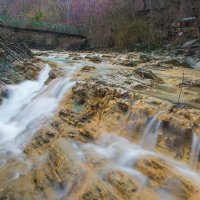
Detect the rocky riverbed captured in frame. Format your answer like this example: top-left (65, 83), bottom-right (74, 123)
top-left (0, 49), bottom-right (200, 200)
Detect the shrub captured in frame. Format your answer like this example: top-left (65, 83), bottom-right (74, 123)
top-left (34, 10), bottom-right (45, 22)
top-left (115, 19), bottom-right (165, 50)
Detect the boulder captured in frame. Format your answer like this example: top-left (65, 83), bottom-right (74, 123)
top-left (178, 79), bottom-right (200, 87)
top-left (120, 60), bottom-right (140, 67)
top-left (134, 68), bottom-right (164, 83)
top-left (89, 56), bottom-right (101, 63)
top-left (163, 59), bottom-right (191, 68)
top-left (81, 66), bottom-right (96, 72)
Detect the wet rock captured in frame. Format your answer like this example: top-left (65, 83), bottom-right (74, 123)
top-left (59, 110), bottom-right (80, 126)
top-left (73, 56), bottom-right (81, 60)
top-left (0, 86), bottom-right (8, 98)
top-left (0, 36), bottom-right (44, 85)
top-left (134, 68), bottom-right (164, 83)
top-left (49, 71), bottom-right (57, 79)
top-left (191, 97), bottom-right (200, 104)
top-left (183, 39), bottom-right (200, 48)
top-left (132, 82), bottom-right (147, 89)
top-left (89, 56), bottom-right (101, 63)
top-left (140, 53), bottom-right (152, 62)
top-left (137, 158), bottom-right (200, 200)
top-left (163, 59), bottom-right (191, 68)
top-left (107, 170), bottom-right (139, 199)
top-left (72, 82), bottom-right (89, 104)
top-left (81, 66), bottom-right (96, 72)
top-left (193, 80), bottom-right (200, 87)
top-left (34, 129), bottom-right (57, 146)
top-left (51, 120), bottom-right (61, 130)
top-left (120, 60), bottom-right (139, 67)
top-left (185, 57), bottom-right (199, 69)
top-left (4, 50), bottom-right (200, 200)
top-left (79, 130), bottom-right (95, 140)
top-left (193, 115), bottom-right (200, 126)
top-left (117, 100), bottom-right (129, 112)
top-left (178, 79), bottom-right (200, 87)
top-left (160, 103), bottom-right (174, 112)
top-left (81, 180), bottom-right (120, 200)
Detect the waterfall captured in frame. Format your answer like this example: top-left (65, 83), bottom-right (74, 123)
top-left (0, 64), bottom-right (75, 156)
top-left (140, 112), bottom-right (163, 150)
top-left (190, 133), bottom-right (200, 170)
top-left (78, 134), bottom-right (200, 190)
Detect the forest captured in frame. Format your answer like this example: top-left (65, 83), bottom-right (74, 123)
top-left (0, 0), bottom-right (199, 49)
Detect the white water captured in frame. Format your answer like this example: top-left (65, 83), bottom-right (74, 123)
top-left (68, 110), bottom-right (200, 199)
top-left (190, 133), bottom-right (200, 170)
top-left (70, 133), bottom-right (200, 199)
top-left (0, 55), bottom-right (200, 199)
top-left (78, 134), bottom-right (150, 189)
top-left (0, 64), bottom-right (75, 156)
top-left (140, 112), bottom-right (163, 150)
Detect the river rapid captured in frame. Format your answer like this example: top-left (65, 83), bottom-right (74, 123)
top-left (0, 51), bottom-right (200, 200)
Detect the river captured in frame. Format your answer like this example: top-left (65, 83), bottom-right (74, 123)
top-left (0, 51), bottom-right (200, 200)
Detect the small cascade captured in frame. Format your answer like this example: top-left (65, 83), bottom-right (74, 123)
top-left (0, 64), bottom-right (76, 156)
top-left (140, 112), bottom-right (163, 150)
top-left (190, 133), bottom-right (200, 170)
top-left (78, 134), bottom-right (200, 193)
top-left (123, 110), bottom-right (137, 132)
top-left (120, 100), bottom-right (134, 131)
top-left (1, 52), bottom-right (200, 199)
top-left (123, 107), bottom-right (147, 135)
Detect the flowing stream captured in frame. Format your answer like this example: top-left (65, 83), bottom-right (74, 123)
top-left (0, 54), bottom-right (200, 199)
top-left (190, 133), bottom-right (200, 170)
top-left (140, 111), bottom-right (163, 150)
top-left (0, 64), bottom-right (75, 165)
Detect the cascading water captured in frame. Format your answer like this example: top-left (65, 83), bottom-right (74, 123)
top-left (0, 64), bottom-right (75, 157)
top-left (0, 53), bottom-right (200, 199)
top-left (72, 133), bottom-right (200, 199)
top-left (190, 133), bottom-right (200, 170)
top-left (140, 112), bottom-right (163, 150)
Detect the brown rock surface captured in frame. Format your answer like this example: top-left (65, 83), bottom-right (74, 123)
top-left (1, 51), bottom-right (200, 200)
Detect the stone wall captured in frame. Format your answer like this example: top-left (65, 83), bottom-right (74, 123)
top-left (0, 26), bottom-right (85, 50)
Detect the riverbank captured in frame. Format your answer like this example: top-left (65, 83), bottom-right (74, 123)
top-left (0, 36), bottom-right (38, 84)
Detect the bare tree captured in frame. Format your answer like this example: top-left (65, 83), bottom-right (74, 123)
top-left (0, 0), bottom-right (14, 14)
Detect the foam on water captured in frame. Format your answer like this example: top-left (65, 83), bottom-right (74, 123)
top-left (0, 57), bottom-right (200, 199)
top-left (22, 127), bottom-right (197, 199)
top-left (190, 132), bottom-right (200, 170)
top-left (78, 133), bottom-right (200, 187)
top-left (141, 111), bottom-right (163, 150)
top-left (0, 64), bottom-right (75, 156)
